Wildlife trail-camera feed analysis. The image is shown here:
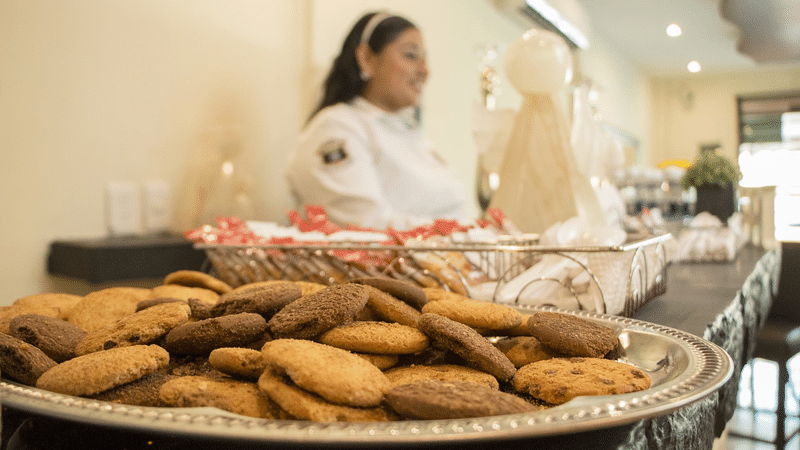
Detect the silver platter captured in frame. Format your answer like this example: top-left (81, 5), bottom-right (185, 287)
top-left (0, 307), bottom-right (731, 446)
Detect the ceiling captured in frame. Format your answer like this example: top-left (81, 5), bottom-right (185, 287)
top-left (574, 0), bottom-right (800, 77)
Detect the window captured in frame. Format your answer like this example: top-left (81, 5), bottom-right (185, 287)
top-left (737, 92), bottom-right (800, 144)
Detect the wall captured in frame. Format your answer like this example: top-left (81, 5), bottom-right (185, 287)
top-left (576, 37), bottom-right (652, 166)
top-left (650, 66), bottom-right (800, 166)
top-left (0, 0), bottom-right (308, 302)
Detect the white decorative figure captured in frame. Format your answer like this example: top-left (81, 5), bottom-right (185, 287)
top-left (488, 28), bottom-right (604, 233)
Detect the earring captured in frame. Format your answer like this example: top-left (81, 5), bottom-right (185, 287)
top-left (360, 72), bottom-right (370, 81)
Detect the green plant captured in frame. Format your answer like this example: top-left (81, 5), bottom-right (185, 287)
top-left (681, 150), bottom-right (741, 190)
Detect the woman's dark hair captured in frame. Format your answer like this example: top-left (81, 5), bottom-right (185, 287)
top-left (309, 12), bottom-right (416, 120)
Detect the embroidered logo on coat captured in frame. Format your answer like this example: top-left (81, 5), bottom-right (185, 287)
top-left (318, 139), bottom-right (349, 165)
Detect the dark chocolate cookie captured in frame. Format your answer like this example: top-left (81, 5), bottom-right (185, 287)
top-left (9, 314), bottom-right (86, 362)
top-left (0, 332), bottom-right (58, 385)
top-left (385, 380), bottom-right (538, 419)
top-left (211, 282), bottom-right (302, 318)
top-left (417, 313), bottom-right (517, 381)
top-left (135, 297), bottom-right (186, 312)
top-left (526, 312), bottom-right (618, 358)
top-left (90, 367), bottom-right (173, 407)
top-left (350, 277), bottom-right (428, 310)
top-left (267, 284), bottom-right (368, 339)
top-left (361, 285), bottom-right (421, 327)
top-left (163, 312), bottom-right (268, 354)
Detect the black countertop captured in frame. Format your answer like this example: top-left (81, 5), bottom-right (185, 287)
top-left (634, 244), bottom-right (768, 338)
top-left (627, 244), bottom-right (779, 446)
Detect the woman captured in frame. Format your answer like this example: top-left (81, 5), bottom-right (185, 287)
top-left (286, 12), bottom-right (467, 229)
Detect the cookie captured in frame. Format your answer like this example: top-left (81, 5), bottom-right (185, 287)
top-left (67, 288), bottom-right (144, 332)
top-left (354, 304), bottom-right (381, 321)
top-left (397, 346), bottom-right (463, 367)
top-left (292, 280), bottom-right (328, 296)
top-left (361, 285), bottom-right (421, 327)
top-left (208, 347), bottom-right (265, 379)
top-left (148, 285), bottom-right (219, 307)
top-left (356, 352), bottom-right (399, 370)
top-left (384, 364), bottom-right (499, 389)
top-left (231, 280), bottom-right (326, 296)
top-left (75, 302), bottom-right (191, 356)
top-left (261, 339), bottom-right (390, 408)
top-left (36, 344), bottom-right (170, 397)
top-left (162, 313), bottom-right (268, 355)
top-left (167, 355), bottom-right (227, 380)
top-left (257, 366), bottom-right (396, 422)
top-left (502, 314), bottom-right (535, 336)
top-left (526, 312), bottom-right (618, 358)
top-left (351, 277), bottom-right (428, 310)
top-left (12, 292), bottom-right (83, 320)
top-left (421, 298), bottom-right (523, 331)
top-left (90, 367), bottom-right (173, 407)
top-left (159, 375), bottom-right (281, 419)
top-left (512, 357), bottom-right (651, 405)
top-left (242, 329), bottom-right (273, 351)
top-left (9, 314), bottom-right (87, 362)
top-left (0, 332), bottom-right (58, 385)
top-left (187, 298), bottom-right (214, 320)
top-left (164, 270), bottom-right (233, 295)
top-left (318, 321), bottom-right (429, 355)
top-left (267, 284), bottom-right (368, 339)
top-left (210, 282), bottom-right (302, 318)
top-left (91, 287), bottom-right (151, 302)
top-left (0, 299), bottom-right (64, 335)
top-left (422, 288), bottom-right (470, 303)
top-left (494, 336), bottom-right (564, 368)
top-left (385, 380), bottom-right (538, 419)
top-left (136, 297), bottom-right (187, 312)
top-left (417, 313), bottom-right (516, 381)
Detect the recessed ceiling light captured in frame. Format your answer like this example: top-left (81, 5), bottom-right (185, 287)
top-left (687, 60), bottom-right (702, 72)
top-left (666, 23), bottom-right (682, 37)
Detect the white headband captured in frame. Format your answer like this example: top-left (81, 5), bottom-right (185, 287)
top-left (360, 12), bottom-right (390, 44)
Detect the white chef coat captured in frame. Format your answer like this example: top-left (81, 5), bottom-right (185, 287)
top-left (286, 97), bottom-right (467, 229)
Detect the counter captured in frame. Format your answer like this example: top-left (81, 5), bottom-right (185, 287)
top-left (1, 245), bottom-right (780, 450)
top-left (626, 244), bottom-right (778, 449)
top-left (47, 233), bottom-right (206, 283)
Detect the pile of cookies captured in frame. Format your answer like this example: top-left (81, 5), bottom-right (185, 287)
top-left (0, 270), bottom-right (650, 422)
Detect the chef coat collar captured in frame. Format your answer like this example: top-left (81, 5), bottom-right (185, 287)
top-left (352, 96), bottom-right (419, 131)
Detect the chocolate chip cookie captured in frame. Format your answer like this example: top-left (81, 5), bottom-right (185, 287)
top-left (36, 344), bottom-right (170, 397)
top-left (512, 357), bottom-right (651, 405)
top-left (318, 321), bottom-right (429, 355)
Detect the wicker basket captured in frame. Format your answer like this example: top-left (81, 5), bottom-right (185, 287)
top-left (195, 234), bottom-right (672, 317)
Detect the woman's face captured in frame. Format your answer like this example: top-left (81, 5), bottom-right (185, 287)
top-left (362, 28), bottom-right (428, 112)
